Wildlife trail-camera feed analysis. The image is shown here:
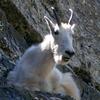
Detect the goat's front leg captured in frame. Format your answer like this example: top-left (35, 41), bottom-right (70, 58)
top-left (61, 73), bottom-right (80, 100)
top-left (49, 68), bottom-right (80, 100)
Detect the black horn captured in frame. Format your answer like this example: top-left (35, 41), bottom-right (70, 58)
top-left (51, 7), bottom-right (61, 26)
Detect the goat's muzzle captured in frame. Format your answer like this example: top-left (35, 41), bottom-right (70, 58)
top-left (62, 51), bottom-right (75, 62)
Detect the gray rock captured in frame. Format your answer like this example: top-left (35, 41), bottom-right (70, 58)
top-left (0, 0), bottom-right (100, 100)
top-left (10, 0), bottom-right (100, 84)
top-left (11, 0), bottom-right (100, 91)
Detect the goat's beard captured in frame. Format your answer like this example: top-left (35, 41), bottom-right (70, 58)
top-left (51, 45), bottom-right (69, 65)
top-left (53, 54), bottom-right (69, 65)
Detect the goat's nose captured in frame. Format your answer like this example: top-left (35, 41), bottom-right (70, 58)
top-left (65, 50), bottom-right (75, 57)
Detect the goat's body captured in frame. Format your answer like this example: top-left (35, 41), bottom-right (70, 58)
top-left (8, 35), bottom-right (55, 89)
top-left (7, 34), bottom-right (80, 100)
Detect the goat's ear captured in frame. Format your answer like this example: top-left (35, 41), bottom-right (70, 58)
top-left (71, 24), bottom-right (75, 34)
top-left (44, 16), bottom-right (55, 34)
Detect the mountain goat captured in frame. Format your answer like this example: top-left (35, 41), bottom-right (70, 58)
top-left (7, 7), bottom-right (80, 100)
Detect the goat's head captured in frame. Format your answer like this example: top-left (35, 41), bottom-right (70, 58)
top-left (44, 7), bottom-right (75, 64)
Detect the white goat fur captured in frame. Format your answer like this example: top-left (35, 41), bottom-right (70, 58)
top-left (7, 9), bottom-right (80, 100)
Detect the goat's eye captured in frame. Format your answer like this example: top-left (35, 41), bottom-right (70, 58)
top-left (54, 31), bottom-right (59, 35)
